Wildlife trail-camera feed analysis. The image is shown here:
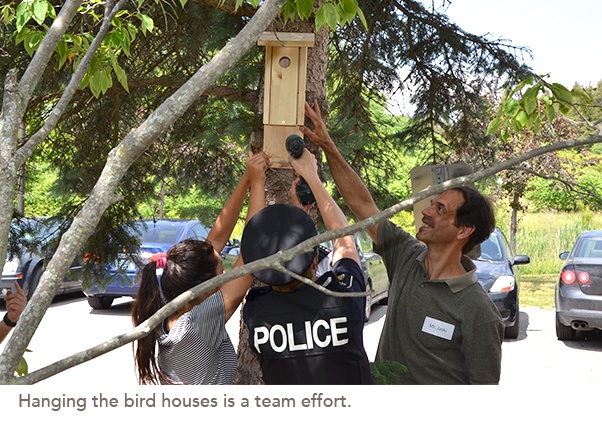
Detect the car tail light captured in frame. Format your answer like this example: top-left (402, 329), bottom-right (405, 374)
top-left (560, 269), bottom-right (591, 285)
top-left (577, 271), bottom-right (591, 284)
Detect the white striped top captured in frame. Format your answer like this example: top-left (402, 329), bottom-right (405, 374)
top-left (158, 291), bottom-right (237, 384)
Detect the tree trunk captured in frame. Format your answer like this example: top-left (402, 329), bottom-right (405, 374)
top-left (233, 14), bottom-right (329, 384)
top-left (0, 0), bottom-right (286, 383)
top-left (509, 193), bottom-right (519, 255)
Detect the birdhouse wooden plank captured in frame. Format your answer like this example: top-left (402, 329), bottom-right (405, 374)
top-left (259, 32), bottom-right (315, 168)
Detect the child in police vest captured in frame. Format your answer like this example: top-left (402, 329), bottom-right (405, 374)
top-left (241, 149), bottom-right (375, 385)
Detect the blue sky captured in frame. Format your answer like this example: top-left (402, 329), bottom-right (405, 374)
top-left (440, 0), bottom-right (602, 87)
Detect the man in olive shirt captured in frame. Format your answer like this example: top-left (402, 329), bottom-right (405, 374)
top-left (299, 100), bottom-right (504, 384)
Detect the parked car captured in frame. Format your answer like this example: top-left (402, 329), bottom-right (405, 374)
top-left (472, 227), bottom-right (530, 339)
top-left (316, 230), bottom-right (389, 322)
top-left (1, 218), bottom-right (82, 300)
top-left (555, 230), bottom-right (602, 340)
top-left (83, 219), bottom-right (210, 309)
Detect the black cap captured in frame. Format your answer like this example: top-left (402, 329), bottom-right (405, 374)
top-left (241, 204), bottom-right (318, 286)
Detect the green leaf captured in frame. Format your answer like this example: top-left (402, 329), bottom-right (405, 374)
top-left (504, 99), bottom-right (519, 117)
top-left (1, 5), bottom-right (15, 23)
top-left (522, 85), bottom-right (539, 115)
top-left (545, 104), bottom-right (555, 122)
top-left (550, 82), bottom-right (572, 104)
top-left (137, 13), bottom-right (154, 35)
top-left (111, 59), bottom-right (129, 92)
top-left (486, 116), bottom-right (503, 135)
top-left (296, 0), bottom-right (314, 19)
top-left (532, 114), bottom-right (542, 132)
top-left (355, 6), bottom-right (368, 29)
top-left (316, 3), bottom-right (338, 31)
top-left (15, 350), bottom-right (31, 376)
top-left (340, 0), bottom-right (357, 24)
top-left (282, 1), bottom-right (297, 23)
top-left (515, 110), bottom-right (528, 128)
top-left (31, 0), bottom-right (48, 25)
top-left (15, 1), bottom-right (32, 32)
top-left (558, 102), bottom-right (570, 115)
top-left (23, 30), bottom-right (43, 56)
top-left (500, 129), bottom-right (508, 142)
top-left (55, 38), bottom-right (69, 69)
top-left (370, 361), bottom-right (407, 385)
top-left (15, 356), bottom-right (28, 376)
top-left (89, 70), bottom-right (103, 98)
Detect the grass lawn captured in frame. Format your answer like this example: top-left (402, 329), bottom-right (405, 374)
top-left (519, 274), bottom-right (556, 310)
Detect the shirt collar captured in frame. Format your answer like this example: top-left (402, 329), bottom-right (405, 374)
top-left (417, 251), bottom-right (478, 293)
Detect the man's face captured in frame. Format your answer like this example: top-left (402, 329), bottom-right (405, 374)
top-left (416, 189), bottom-right (465, 247)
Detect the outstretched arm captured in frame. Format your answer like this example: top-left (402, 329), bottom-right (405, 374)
top-left (300, 100), bottom-right (381, 244)
top-left (289, 150), bottom-right (360, 267)
top-left (206, 155), bottom-right (257, 253)
top-left (220, 152), bottom-right (269, 320)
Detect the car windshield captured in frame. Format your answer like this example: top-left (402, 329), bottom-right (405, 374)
top-left (478, 234), bottom-right (503, 261)
top-left (134, 221), bottom-right (186, 245)
top-left (572, 237), bottom-right (602, 258)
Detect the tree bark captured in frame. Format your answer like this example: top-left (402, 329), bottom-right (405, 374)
top-left (233, 6), bottom-right (331, 384)
top-left (0, 0), bottom-right (287, 383)
top-left (2, 131), bottom-right (601, 384)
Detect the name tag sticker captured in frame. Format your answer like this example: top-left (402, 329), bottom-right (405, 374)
top-left (422, 316), bottom-right (455, 341)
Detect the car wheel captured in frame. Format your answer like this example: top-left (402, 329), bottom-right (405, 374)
top-left (87, 296), bottom-right (114, 309)
top-left (24, 267), bottom-right (42, 300)
top-left (555, 314), bottom-right (576, 341)
top-left (504, 303), bottom-right (520, 339)
top-left (504, 317), bottom-right (520, 339)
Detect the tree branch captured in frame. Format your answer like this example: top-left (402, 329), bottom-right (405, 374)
top-left (0, 0), bottom-right (288, 384)
top-left (8, 131), bottom-right (602, 384)
top-left (15, 0), bottom-right (128, 168)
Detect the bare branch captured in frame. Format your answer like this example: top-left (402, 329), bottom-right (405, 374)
top-left (8, 131), bottom-right (602, 384)
top-left (0, 0), bottom-right (288, 384)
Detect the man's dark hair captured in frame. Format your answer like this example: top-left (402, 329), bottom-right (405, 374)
top-left (452, 186), bottom-right (496, 254)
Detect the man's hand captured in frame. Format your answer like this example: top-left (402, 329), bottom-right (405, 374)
top-left (299, 99), bottom-right (336, 152)
top-left (5, 282), bottom-right (26, 324)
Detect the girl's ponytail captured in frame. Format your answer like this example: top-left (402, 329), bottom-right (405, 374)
top-left (131, 261), bottom-right (167, 384)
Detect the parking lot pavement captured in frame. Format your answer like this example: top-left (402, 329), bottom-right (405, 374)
top-left (364, 305), bottom-right (602, 385)
top-left (500, 306), bottom-right (602, 385)
top-left (3, 296), bottom-right (601, 386)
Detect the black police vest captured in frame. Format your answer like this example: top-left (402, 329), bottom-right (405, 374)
top-left (244, 281), bottom-right (375, 385)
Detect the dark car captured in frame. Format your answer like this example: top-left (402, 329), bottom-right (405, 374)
top-left (472, 227), bottom-right (530, 339)
top-left (1, 218), bottom-right (82, 300)
top-left (555, 230), bottom-right (602, 340)
top-left (316, 230), bottom-right (389, 322)
top-left (83, 219), bottom-right (210, 309)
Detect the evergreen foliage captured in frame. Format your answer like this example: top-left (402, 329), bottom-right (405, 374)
top-left (4, 0), bottom-right (593, 287)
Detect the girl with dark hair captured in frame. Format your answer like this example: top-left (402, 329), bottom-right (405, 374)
top-left (131, 152), bottom-right (269, 385)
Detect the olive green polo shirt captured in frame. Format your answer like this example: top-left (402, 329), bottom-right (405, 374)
top-left (374, 220), bottom-right (504, 384)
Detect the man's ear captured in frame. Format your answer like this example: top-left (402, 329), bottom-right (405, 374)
top-left (457, 224), bottom-right (475, 241)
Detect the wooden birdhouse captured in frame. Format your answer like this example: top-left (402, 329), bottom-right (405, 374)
top-left (258, 32), bottom-right (315, 168)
